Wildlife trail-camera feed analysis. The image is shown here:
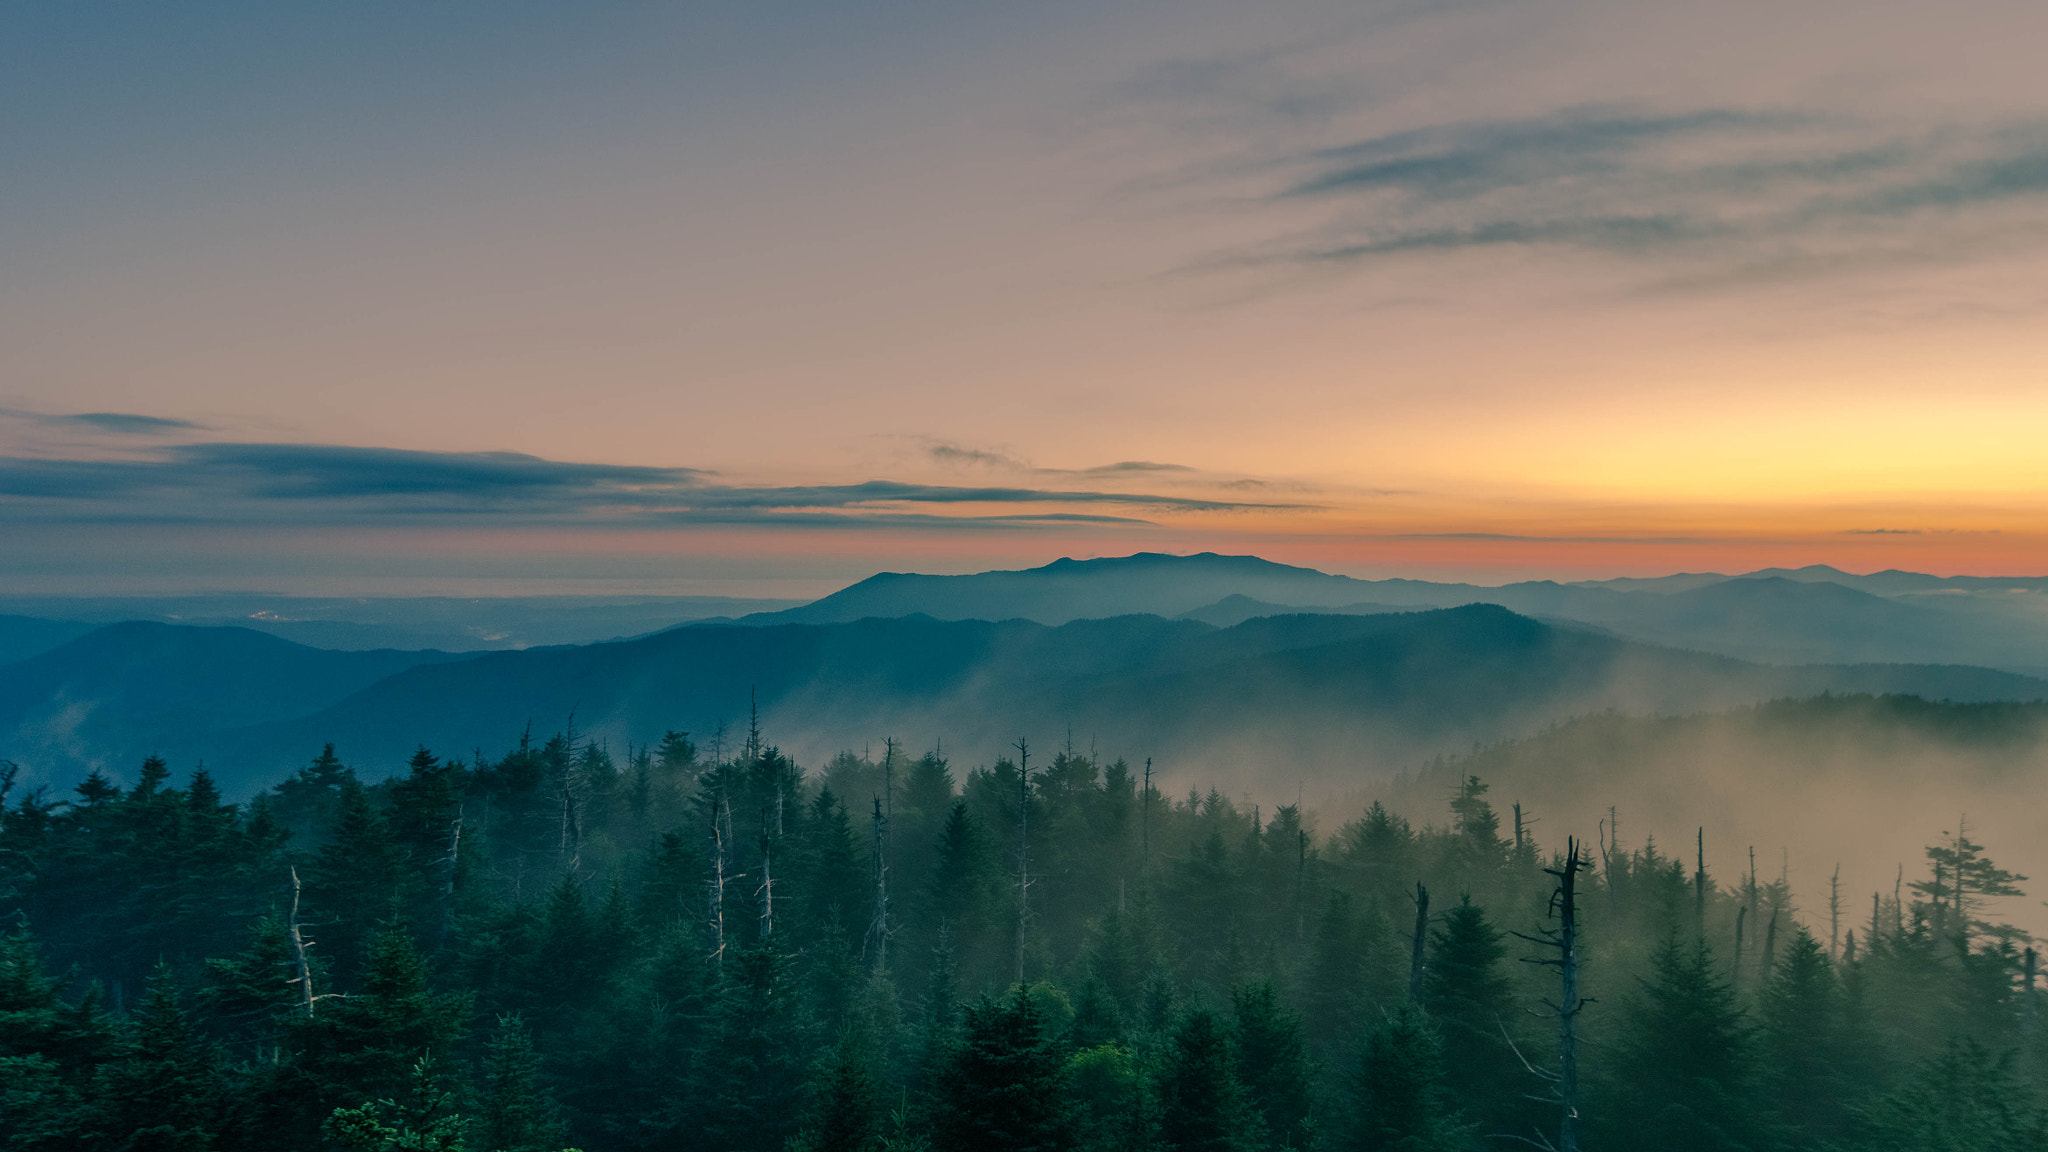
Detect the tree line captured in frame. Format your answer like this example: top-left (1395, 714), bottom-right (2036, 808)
top-left (2, 712), bottom-right (2045, 1150)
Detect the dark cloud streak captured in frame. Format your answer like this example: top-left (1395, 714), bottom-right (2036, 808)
top-left (0, 408), bottom-right (207, 435)
top-left (0, 441), bottom-right (1306, 530)
top-left (1244, 104), bottom-right (2048, 273)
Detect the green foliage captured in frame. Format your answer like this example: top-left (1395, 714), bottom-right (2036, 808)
top-left (2, 726), bottom-right (2044, 1152)
top-left (1229, 982), bottom-right (1316, 1151)
top-left (932, 990), bottom-right (1071, 1152)
top-left (1344, 1005), bottom-right (1472, 1152)
top-left (1849, 1039), bottom-right (2048, 1151)
top-left (1599, 938), bottom-right (1756, 1152)
top-left (323, 1056), bottom-right (469, 1152)
top-left (1156, 1006), bottom-right (1260, 1152)
top-left (478, 1015), bottom-right (567, 1152)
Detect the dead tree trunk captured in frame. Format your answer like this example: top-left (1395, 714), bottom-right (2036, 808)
top-left (758, 807), bottom-right (774, 940)
top-left (2024, 948), bottom-right (2039, 1039)
top-left (708, 794), bottom-right (728, 969)
top-left (1014, 737), bottom-right (1031, 985)
top-left (1732, 905), bottom-right (1748, 992)
top-left (288, 866), bottom-right (316, 1018)
top-left (1510, 837), bottom-right (1588, 1152)
top-left (1141, 758), bottom-right (1152, 871)
top-left (1695, 828), bottom-right (1707, 943)
top-left (1600, 808), bottom-right (1620, 919)
top-left (1408, 882), bottom-right (1431, 1005)
top-left (1828, 865), bottom-right (1842, 959)
top-left (869, 795), bottom-right (889, 973)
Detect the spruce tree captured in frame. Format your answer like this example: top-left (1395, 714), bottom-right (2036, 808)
top-left (1600, 938), bottom-right (1756, 1152)
top-left (1230, 981), bottom-right (1315, 1151)
top-left (1849, 1038), bottom-right (2048, 1150)
top-left (690, 944), bottom-right (812, 1152)
top-left (1066, 1043), bottom-right (1142, 1152)
top-left (91, 963), bottom-right (226, 1152)
top-left (1420, 897), bottom-right (1517, 1127)
top-left (932, 990), bottom-right (1072, 1152)
top-left (478, 1014), bottom-right (567, 1152)
top-left (308, 780), bottom-right (404, 978)
top-left (1157, 1006), bottom-right (1260, 1152)
top-left (1345, 1005), bottom-right (1473, 1152)
top-left (1758, 927), bottom-right (1858, 1145)
top-left (790, 1016), bottom-right (884, 1152)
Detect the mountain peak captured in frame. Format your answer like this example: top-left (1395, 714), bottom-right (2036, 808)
top-left (768, 551), bottom-right (1363, 626)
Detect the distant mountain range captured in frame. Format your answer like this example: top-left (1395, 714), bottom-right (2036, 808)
top-left (0, 594), bottom-right (807, 654)
top-left (6, 552), bottom-right (2048, 798)
top-left (0, 623), bottom-right (472, 780)
top-left (4, 600), bottom-right (2043, 799)
top-left (744, 553), bottom-right (2048, 670)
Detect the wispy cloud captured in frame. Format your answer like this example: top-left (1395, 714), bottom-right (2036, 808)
top-left (922, 439), bottom-right (1204, 481)
top-left (0, 440), bottom-right (1310, 529)
top-left (1209, 103), bottom-right (2048, 282)
top-left (926, 442), bottom-right (1031, 470)
top-left (0, 407), bottom-right (207, 435)
top-left (922, 439), bottom-right (1196, 478)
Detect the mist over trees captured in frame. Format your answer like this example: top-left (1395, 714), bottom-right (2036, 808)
top-left (3, 714), bottom-right (2046, 1151)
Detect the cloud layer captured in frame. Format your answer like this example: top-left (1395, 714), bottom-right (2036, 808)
top-left (1236, 105), bottom-right (2048, 281)
top-left (0, 440), bottom-right (1307, 531)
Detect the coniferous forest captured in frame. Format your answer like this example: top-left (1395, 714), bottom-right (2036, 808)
top-left (4, 717), bottom-right (2046, 1152)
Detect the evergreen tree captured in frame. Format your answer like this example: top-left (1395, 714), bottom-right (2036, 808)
top-left (324, 1055), bottom-right (469, 1152)
top-left (1066, 1043), bottom-right (1143, 1152)
top-left (1157, 1006), bottom-right (1260, 1152)
top-left (932, 990), bottom-right (1072, 1152)
top-left (789, 1016), bottom-right (885, 1152)
top-left (1420, 897), bottom-right (1517, 1127)
top-left (1758, 926), bottom-right (1859, 1145)
top-left (477, 1014), bottom-right (567, 1152)
top-left (1344, 1005), bottom-right (1472, 1152)
top-left (689, 945), bottom-right (812, 1152)
top-left (308, 780), bottom-right (404, 978)
top-left (1600, 938), bottom-right (1756, 1152)
top-left (1850, 1039), bottom-right (2048, 1151)
top-left (284, 923), bottom-right (470, 1137)
top-left (1230, 981), bottom-right (1315, 1151)
top-left (91, 963), bottom-right (227, 1152)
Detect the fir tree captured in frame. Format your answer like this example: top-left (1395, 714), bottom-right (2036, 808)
top-left (308, 780), bottom-right (404, 978)
top-left (1420, 897), bottom-right (1517, 1127)
top-left (1230, 981), bottom-right (1316, 1151)
top-left (789, 1016), bottom-right (885, 1152)
top-left (1850, 1039), bottom-right (2048, 1151)
top-left (1758, 926), bottom-right (1858, 1145)
top-left (1601, 938), bottom-right (1756, 1152)
top-left (477, 1014), bottom-right (567, 1152)
top-left (932, 990), bottom-right (1072, 1152)
top-left (90, 963), bottom-right (227, 1152)
top-left (1156, 1005), bottom-right (1261, 1152)
top-left (1344, 1005), bottom-right (1472, 1152)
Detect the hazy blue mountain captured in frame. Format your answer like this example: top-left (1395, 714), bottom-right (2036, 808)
top-left (25, 606), bottom-right (2035, 798)
top-left (758, 552), bottom-right (1375, 624)
top-left (0, 615), bottom-right (98, 665)
top-left (0, 594), bottom-right (807, 651)
top-left (753, 552), bottom-right (2048, 669)
top-left (1174, 595), bottom-right (1402, 627)
top-left (0, 623), bottom-right (476, 783)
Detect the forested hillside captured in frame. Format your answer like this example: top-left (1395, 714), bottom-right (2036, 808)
top-left (12, 606), bottom-right (2045, 798)
top-left (3, 711), bottom-right (2043, 1150)
top-left (1384, 693), bottom-right (2048, 936)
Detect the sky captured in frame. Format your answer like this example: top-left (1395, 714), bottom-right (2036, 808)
top-left (5, 0), bottom-right (2048, 597)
